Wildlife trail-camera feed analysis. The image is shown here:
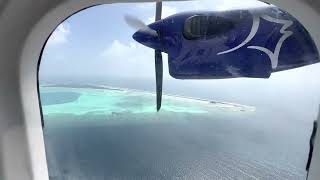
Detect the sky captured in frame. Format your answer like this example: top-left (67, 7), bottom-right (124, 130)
top-left (39, 0), bottom-right (320, 120)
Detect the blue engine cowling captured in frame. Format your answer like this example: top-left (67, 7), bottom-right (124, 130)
top-left (133, 6), bottom-right (319, 79)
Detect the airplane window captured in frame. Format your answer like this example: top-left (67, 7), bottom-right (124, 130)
top-left (39, 0), bottom-right (320, 180)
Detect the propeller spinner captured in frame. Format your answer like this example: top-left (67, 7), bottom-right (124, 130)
top-left (125, 1), bottom-right (164, 111)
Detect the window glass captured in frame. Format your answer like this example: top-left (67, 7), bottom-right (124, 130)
top-left (39, 1), bottom-right (320, 179)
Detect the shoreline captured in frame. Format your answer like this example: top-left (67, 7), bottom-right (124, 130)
top-left (40, 84), bottom-right (256, 111)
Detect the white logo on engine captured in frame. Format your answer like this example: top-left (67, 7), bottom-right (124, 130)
top-left (217, 12), bottom-right (293, 69)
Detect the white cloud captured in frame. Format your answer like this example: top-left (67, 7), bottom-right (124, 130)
top-left (135, 2), bottom-right (154, 10)
top-left (145, 0), bottom-right (269, 24)
top-left (212, 0), bottom-right (270, 11)
top-left (47, 23), bottom-right (70, 46)
top-left (183, 0), bottom-right (269, 11)
top-left (101, 40), bottom-right (170, 79)
top-left (146, 5), bottom-right (177, 24)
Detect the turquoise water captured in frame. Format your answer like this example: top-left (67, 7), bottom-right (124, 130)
top-left (40, 86), bottom-right (254, 116)
top-left (41, 86), bottom-right (308, 180)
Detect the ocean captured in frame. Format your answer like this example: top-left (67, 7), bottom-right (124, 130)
top-left (40, 85), bottom-right (311, 180)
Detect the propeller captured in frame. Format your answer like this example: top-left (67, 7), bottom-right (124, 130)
top-left (154, 1), bottom-right (163, 111)
top-left (124, 15), bottom-right (158, 37)
top-left (125, 1), bottom-right (163, 112)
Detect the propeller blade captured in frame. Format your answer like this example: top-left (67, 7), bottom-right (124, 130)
top-left (125, 15), bottom-right (147, 30)
top-left (124, 15), bottom-right (158, 36)
top-left (154, 1), bottom-right (163, 111)
top-left (155, 50), bottom-right (163, 112)
top-left (155, 1), bottom-right (162, 21)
